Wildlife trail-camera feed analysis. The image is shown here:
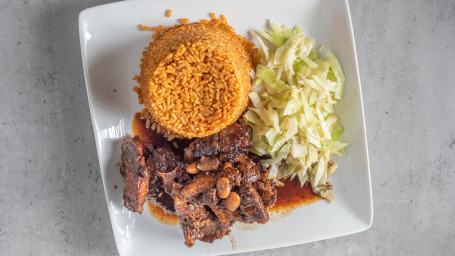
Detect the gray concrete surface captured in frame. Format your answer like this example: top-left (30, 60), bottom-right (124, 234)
top-left (0, 0), bottom-right (454, 255)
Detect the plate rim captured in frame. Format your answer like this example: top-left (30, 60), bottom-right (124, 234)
top-left (78, 0), bottom-right (373, 254)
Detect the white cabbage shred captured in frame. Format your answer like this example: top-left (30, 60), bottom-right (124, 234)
top-left (245, 21), bottom-right (347, 202)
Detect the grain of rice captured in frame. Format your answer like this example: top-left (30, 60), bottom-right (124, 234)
top-left (154, 25), bottom-right (163, 33)
top-left (139, 24), bottom-right (152, 31)
top-left (179, 18), bottom-right (189, 25)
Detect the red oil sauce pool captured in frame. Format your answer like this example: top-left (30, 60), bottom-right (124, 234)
top-left (131, 112), bottom-right (320, 223)
top-left (270, 178), bottom-right (321, 212)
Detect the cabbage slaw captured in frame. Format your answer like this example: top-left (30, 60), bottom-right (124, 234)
top-left (244, 21), bottom-right (347, 202)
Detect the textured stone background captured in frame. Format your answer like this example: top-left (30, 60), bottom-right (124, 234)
top-left (0, 0), bottom-right (454, 255)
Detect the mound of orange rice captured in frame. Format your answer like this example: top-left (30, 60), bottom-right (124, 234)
top-left (137, 16), bottom-right (256, 138)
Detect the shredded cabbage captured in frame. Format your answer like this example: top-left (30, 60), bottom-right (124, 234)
top-left (244, 21), bottom-right (347, 202)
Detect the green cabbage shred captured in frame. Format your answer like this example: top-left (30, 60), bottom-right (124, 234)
top-left (244, 21), bottom-right (347, 202)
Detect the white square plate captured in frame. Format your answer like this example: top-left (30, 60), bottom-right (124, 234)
top-left (79, 0), bottom-right (372, 255)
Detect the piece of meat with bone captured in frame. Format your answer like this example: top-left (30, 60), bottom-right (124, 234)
top-left (171, 172), bottom-right (231, 247)
top-left (206, 159), bottom-right (276, 225)
top-left (237, 185), bottom-right (269, 223)
top-left (120, 136), bottom-right (149, 214)
top-left (146, 172), bottom-right (176, 214)
top-left (173, 194), bottom-right (231, 247)
top-left (154, 166), bottom-right (191, 195)
top-left (145, 144), bottom-right (188, 214)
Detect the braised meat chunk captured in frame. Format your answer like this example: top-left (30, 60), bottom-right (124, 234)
top-left (120, 136), bottom-right (149, 213)
top-left (185, 134), bottom-right (219, 159)
top-left (183, 123), bottom-right (253, 163)
top-left (218, 123), bottom-right (252, 160)
top-left (256, 181), bottom-right (277, 208)
top-left (146, 145), bottom-right (185, 173)
top-left (235, 156), bottom-right (261, 185)
top-left (179, 173), bottom-right (216, 200)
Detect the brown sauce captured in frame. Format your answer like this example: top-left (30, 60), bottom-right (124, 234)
top-left (132, 112), bottom-right (167, 148)
top-left (271, 177), bottom-right (321, 211)
top-left (146, 201), bottom-right (178, 225)
top-left (132, 112), bottom-right (320, 222)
